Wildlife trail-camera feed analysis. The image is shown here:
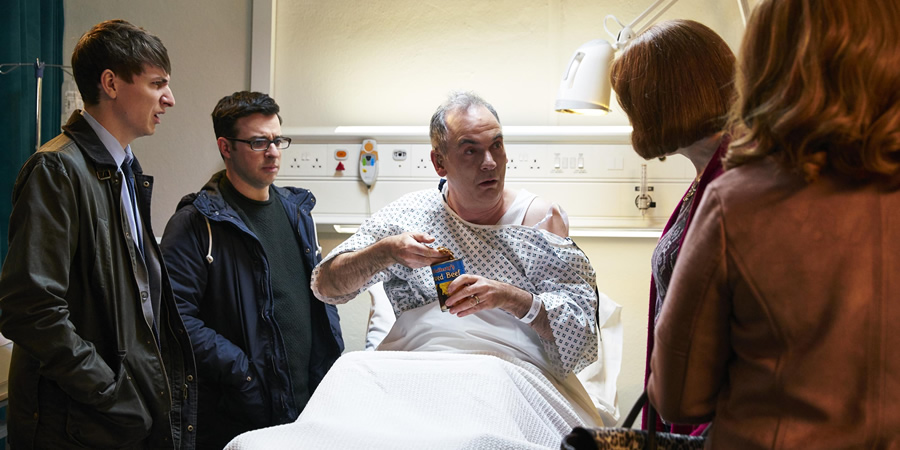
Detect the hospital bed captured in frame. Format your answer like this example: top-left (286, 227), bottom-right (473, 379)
top-left (225, 285), bottom-right (622, 449)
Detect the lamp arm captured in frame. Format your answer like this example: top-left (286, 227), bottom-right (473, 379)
top-left (635, 0), bottom-right (681, 35)
top-left (626, 0), bottom-right (674, 30)
top-left (737, 0), bottom-right (750, 26)
top-left (631, 0), bottom-right (750, 37)
top-left (606, 0), bottom-right (681, 49)
top-left (603, 14), bottom-right (626, 40)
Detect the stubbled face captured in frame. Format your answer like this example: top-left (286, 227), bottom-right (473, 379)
top-left (113, 64), bottom-right (174, 141)
top-left (222, 113), bottom-right (282, 192)
top-left (431, 105), bottom-right (507, 208)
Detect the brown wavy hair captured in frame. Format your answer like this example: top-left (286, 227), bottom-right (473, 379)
top-left (725, 0), bottom-right (900, 185)
top-left (610, 20), bottom-right (735, 159)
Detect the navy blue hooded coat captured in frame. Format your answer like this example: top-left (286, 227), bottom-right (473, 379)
top-left (160, 171), bottom-right (343, 448)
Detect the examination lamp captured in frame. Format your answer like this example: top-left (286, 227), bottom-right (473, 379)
top-left (554, 0), bottom-right (749, 115)
top-left (554, 39), bottom-right (616, 115)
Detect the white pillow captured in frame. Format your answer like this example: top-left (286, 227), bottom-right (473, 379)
top-left (364, 282), bottom-right (394, 351)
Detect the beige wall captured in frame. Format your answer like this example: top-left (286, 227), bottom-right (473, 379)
top-left (61, 0), bottom-right (747, 425)
top-left (272, 0), bottom-right (747, 129)
top-left (576, 236), bottom-right (656, 416)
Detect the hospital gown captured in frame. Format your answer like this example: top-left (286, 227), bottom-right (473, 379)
top-left (311, 188), bottom-right (599, 377)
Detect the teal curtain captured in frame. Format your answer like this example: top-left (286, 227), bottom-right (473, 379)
top-left (0, 0), bottom-right (64, 265)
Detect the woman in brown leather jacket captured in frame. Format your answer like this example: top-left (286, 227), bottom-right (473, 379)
top-left (649, 0), bottom-right (900, 447)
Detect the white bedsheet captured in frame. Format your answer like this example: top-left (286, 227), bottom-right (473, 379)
top-left (225, 351), bottom-right (588, 450)
top-left (226, 301), bottom-right (608, 449)
top-left (365, 286), bottom-right (623, 424)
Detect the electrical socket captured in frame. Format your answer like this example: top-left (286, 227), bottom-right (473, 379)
top-left (506, 144), bottom-right (548, 178)
top-left (281, 144), bottom-right (327, 177)
top-left (409, 144), bottom-right (436, 178)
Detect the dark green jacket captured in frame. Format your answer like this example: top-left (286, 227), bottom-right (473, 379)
top-left (0, 112), bottom-right (197, 449)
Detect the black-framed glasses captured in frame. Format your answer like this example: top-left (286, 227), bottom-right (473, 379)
top-left (226, 136), bottom-right (292, 151)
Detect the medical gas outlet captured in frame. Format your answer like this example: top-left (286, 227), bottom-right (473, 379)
top-left (635, 163), bottom-right (656, 216)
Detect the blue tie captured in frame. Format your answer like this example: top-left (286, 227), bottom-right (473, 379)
top-left (122, 161), bottom-right (159, 344)
top-left (121, 160), bottom-right (144, 255)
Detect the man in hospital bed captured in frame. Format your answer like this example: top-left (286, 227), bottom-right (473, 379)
top-left (225, 91), bottom-right (620, 449)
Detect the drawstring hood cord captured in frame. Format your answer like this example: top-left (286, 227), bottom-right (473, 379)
top-left (204, 216), bottom-right (214, 263)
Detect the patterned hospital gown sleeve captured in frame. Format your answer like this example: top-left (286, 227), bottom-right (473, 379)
top-left (311, 189), bottom-right (600, 376)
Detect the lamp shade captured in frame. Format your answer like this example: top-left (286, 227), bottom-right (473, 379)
top-left (555, 39), bottom-right (615, 115)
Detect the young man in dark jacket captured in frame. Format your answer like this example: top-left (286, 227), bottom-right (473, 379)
top-left (0, 20), bottom-right (197, 449)
top-left (160, 91), bottom-right (344, 448)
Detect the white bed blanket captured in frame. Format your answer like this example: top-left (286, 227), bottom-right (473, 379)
top-left (225, 351), bottom-right (590, 449)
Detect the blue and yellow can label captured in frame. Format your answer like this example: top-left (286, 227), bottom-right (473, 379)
top-left (431, 258), bottom-right (465, 312)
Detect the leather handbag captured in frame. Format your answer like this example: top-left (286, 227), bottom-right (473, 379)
top-left (560, 392), bottom-right (706, 450)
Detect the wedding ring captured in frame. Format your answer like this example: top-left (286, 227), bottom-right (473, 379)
top-left (471, 295), bottom-right (480, 306)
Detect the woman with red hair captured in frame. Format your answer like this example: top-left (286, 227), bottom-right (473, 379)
top-left (649, 0), bottom-right (900, 447)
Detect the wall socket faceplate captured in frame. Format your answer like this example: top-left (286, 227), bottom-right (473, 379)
top-left (277, 142), bottom-right (695, 227)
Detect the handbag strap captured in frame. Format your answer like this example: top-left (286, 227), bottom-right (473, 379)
top-left (647, 397), bottom-right (658, 450)
top-left (622, 391), bottom-right (658, 450)
top-left (622, 391), bottom-right (648, 427)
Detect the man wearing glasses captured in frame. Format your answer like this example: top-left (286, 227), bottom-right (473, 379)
top-left (160, 91), bottom-right (344, 449)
